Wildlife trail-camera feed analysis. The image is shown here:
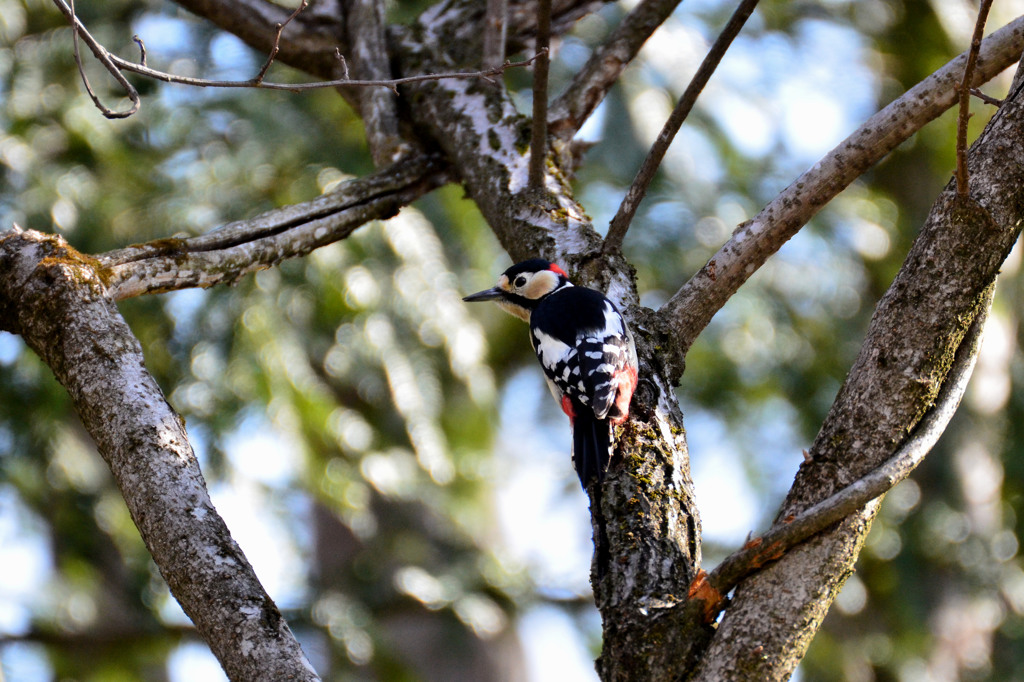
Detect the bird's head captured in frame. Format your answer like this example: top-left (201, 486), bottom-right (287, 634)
top-left (463, 259), bottom-right (572, 322)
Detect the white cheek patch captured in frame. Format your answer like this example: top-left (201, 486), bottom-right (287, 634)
top-left (523, 270), bottom-right (559, 299)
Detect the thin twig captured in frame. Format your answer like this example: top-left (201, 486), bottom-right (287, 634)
top-left (132, 35), bottom-right (147, 67)
top-left (337, 51), bottom-right (351, 80)
top-left (657, 17), bottom-right (1024, 365)
top-left (52, 0), bottom-right (543, 117)
top-left (970, 87), bottom-right (1003, 107)
top-left (548, 0), bottom-right (683, 139)
top-left (528, 0), bottom-right (553, 190)
top-left (603, 0), bottom-right (759, 254)
top-left (108, 51), bottom-right (543, 91)
top-left (956, 0), bottom-right (994, 197)
top-left (64, 0), bottom-right (140, 118)
top-left (254, 0), bottom-right (308, 84)
top-left (701, 290), bottom-right (989, 615)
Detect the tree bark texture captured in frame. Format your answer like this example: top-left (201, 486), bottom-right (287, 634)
top-left (394, 8), bottom-right (704, 679)
top-left (0, 230), bottom-right (319, 682)
top-left (97, 154), bottom-right (448, 299)
top-left (690, 70), bottom-right (1024, 682)
top-left (22, 0), bottom-right (1024, 679)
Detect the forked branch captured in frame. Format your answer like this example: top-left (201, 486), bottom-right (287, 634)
top-left (698, 291), bottom-right (988, 617)
top-left (54, 0), bottom-right (543, 118)
top-left (659, 16), bottom-right (1024, 367)
top-left (254, 0), bottom-right (308, 84)
top-left (67, 0), bottom-right (139, 118)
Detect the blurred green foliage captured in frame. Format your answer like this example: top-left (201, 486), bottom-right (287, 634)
top-left (2, 0), bottom-right (1024, 680)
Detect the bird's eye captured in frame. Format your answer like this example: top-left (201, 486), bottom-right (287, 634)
top-left (514, 275), bottom-right (528, 288)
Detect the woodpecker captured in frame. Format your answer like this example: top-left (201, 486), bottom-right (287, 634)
top-left (463, 259), bottom-right (638, 487)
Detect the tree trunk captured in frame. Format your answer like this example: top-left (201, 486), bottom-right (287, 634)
top-left (0, 229), bottom-right (318, 681)
top-left (689, 67), bottom-right (1024, 681)
top-left (15, 0), bottom-right (1024, 679)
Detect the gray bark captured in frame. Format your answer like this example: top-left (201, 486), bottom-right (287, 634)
top-left (17, 0), bottom-right (1024, 679)
top-left (690, 67), bottom-right (1024, 682)
top-left (0, 229), bottom-right (318, 681)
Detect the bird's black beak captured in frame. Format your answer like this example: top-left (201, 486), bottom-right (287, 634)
top-left (462, 287), bottom-right (505, 303)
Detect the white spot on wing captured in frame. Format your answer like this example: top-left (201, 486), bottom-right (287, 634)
top-left (533, 328), bottom-right (572, 368)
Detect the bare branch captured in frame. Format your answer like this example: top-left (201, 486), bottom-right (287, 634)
top-left (114, 48), bottom-right (543, 91)
top-left (700, 290), bottom-right (988, 615)
top-left (528, 0), bottom-right (553, 190)
top-left (109, 44), bottom-right (543, 92)
top-left (970, 86), bottom-right (1003, 106)
top-left (603, 0), bottom-right (759, 254)
top-left (548, 0), bottom-right (683, 139)
top-left (659, 16), bottom-right (1024, 364)
top-left (343, 0), bottom-right (413, 166)
top-left (254, 0), bottom-right (308, 84)
top-left (61, 0), bottom-right (140, 118)
top-left (96, 155), bottom-right (449, 299)
top-left (53, 0), bottom-right (544, 117)
top-left (955, 0), bottom-right (994, 196)
top-left (691, 65), bottom-right (1024, 679)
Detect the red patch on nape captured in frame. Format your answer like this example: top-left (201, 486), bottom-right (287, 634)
top-left (560, 395), bottom-right (576, 423)
top-left (548, 263), bottom-right (569, 278)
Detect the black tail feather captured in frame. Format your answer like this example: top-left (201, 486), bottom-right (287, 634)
top-left (572, 410), bottom-right (611, 488)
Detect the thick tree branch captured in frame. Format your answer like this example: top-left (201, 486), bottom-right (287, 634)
top-left (343, 0), bottom-right (413, 166)
top-left (528, 0), bottom-right (553, 190)
top-left (0, 229), bottom-right (318, 681)
top-left (548, 0), bottom-right (683, 138)
top-left (482, 0), bottom-right (509, 68)
top-left (96, 155), bottom-right (449, 299)
top-left (702, 289), bottom-right (987, 613)
top-left (169, 0), bottom-right (607, 83)
top-left (659, 16), bottom-right (1024, 368)
top-left (690, 61), bottom-right (1024, 681)
top-left (603, 0), bottom-right (759, 254)
top-left (397, 9), bottom-right (607, 275)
